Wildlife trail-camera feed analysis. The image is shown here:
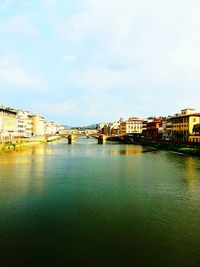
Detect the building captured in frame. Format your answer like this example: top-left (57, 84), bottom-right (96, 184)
top-left (146, 118), bottom-right (163, 140)
top-left (26, 114), bottom-right (34, 137)
top-left (44, 121), bottom-right (56, 135)
top-left (160, 119), bottom-right (168, 140)
top-left (110, 121), bottom-right (120, 135)
top-left (16, 110), bottom-right (34, 138)
top-left (97, 123), bottom-right (106, 134)
top-left (188, 123), bottom-right (200, 143)
top-left (44, 121), bottom-right (65, 135)
top-left (164, 117), bottom-right (173, 140)
top-left (102, 124), bottom-right (109, 135)
top-left (142, 120), bottom-right (148, 136)
top-left (0, 107), bottom-right (17, 139)
top-left (120, 117), bottom-right (144, 135)
top-left (55, 124), bottom-right (65, 134)
top-left (32, 115), bottom-right (45, 136)
top-left (106, 121), bottom-right (120, 135)
top-left (171, 108), bottom-right (200, 141)
top-left (0, 103), bottom-right (66, 140)
top-left (16, 111), bottom-right (26, 137)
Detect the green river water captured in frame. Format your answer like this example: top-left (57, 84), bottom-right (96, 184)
top-left (1, 137), bottom-right (200, 266)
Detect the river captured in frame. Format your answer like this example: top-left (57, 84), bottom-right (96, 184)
top-left (1, 137), bottom-right (200, 266)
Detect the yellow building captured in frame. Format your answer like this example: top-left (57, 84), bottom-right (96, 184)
top-left (189, 136), bottom-right (200, 143)
top-left (32, 115), bottom-right (45, 136)
top-left (26, 115), bottom-right (34, 137)
top-left (171, 108), bottom-right (200, 141)
top-left (120, 121), bottom-right (126, 135)
top-left (0, 107), bottom-right (17, 139)
top-left (189, 123), bottom-right (200, 143)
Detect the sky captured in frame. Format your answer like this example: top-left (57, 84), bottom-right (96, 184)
top-left (0, 0), bottom-right (200, 126)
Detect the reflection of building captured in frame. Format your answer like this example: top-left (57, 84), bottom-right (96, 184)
top-left (0, 107), bottom-right (17, 139)
top-left (107, 145), bottom-right (143, 155)
top-left (171, 108), bottom-right (200, 141)
top-left (120, 117), bottom-right (144, 135)
top-left (184, 157), bottom-right (200, 190)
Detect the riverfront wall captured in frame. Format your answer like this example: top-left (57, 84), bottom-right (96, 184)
top-left (0, 137), bottom-right (47, 151)
top-left (108, 136), bottom-right (200, 157)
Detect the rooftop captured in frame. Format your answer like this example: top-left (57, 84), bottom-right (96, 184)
top-left (0, 107), bottom-right (17, 115)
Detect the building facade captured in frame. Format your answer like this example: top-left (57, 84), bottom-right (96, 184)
top-left (0, 107), bottom-right (17, 139)
top-left (0, 104), bottom-right (66, 140)
top-left (146, 118), bottom-right (163, 140)
top-left (189, 123), bottom-right (200, 143)
top-left (32, 115), bottom-right (45, 136)
top-left (171, 109), bottom-right (200, 141)
top-left (120, 117), bottom-right (144, 135)
top-left (16, 110), bottom-right (33, 137)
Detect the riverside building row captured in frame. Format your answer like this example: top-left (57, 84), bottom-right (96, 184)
top-left (0, 105), bottom-right (65, 140)
top-left (98, 108), bottom-right (200, 143)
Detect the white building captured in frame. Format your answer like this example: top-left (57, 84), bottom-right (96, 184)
top-left (120, 117), bottom-right (144, 135)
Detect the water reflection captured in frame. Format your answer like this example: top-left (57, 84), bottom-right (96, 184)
top-left (1, 140), bottom-right (200, 266)
top-left (165, 152), bottom-right (200, 193)
top-left (184, 157), bottom-right (200, 191)
top-left (105, 145), bottom-right (158, 156)
top-left (0, 145), bottom-right (48, 199)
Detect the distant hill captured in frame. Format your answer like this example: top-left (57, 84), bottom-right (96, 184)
top-left (63, 124), bottom-right (98, 129)
top-left (70, 124), bottom-right (98, 130)
top-left (63, 125), bottom-right (72, 129)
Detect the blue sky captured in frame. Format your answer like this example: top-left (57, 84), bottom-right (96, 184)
top-left (0, 0), bottom-right (200, 125)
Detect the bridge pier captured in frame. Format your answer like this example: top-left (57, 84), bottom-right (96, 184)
top-left (68, 135), bottom-right (76, 144)
top-left (98, 134), bottom-right (107, 144)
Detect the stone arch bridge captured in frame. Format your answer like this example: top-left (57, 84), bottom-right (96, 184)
top-left (46, 133), bottom-right (118, 144)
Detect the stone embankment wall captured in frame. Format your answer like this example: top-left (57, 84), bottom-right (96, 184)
top-left (108, 136), bottom-right (200, 157)
top-left (0, 137), bottom-right (47, 151)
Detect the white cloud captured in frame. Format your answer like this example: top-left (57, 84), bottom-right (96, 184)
top-left (0, 15), bottom-right (39, 38)
top-left (55, 0), bottom-right (200, 95)
top-left (0, 0), bottom-right (13, 11)
top-left (63, 54), bottom-right (76, 63)
top-left (0, 68), bottom-right (41, 88)
top-left (40, 0), bottom-right (59, 8)
top-left (67, 67), bottom-right (144, 92)
top-left (38, 101), bottom-right (78, 116)
top-left (50, 0), bottom-right (200, 120)
top-left (0, 56), bottom-right (44, 89)
top-left (1, 0), bottom-right (200, 123)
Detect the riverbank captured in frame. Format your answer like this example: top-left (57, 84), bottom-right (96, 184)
top-left (109, 136), bottom-right (200, 157)
top-left (0, 137), bottom-right (47, 151)
top-left (46, 136), bottom-right (62, 142)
